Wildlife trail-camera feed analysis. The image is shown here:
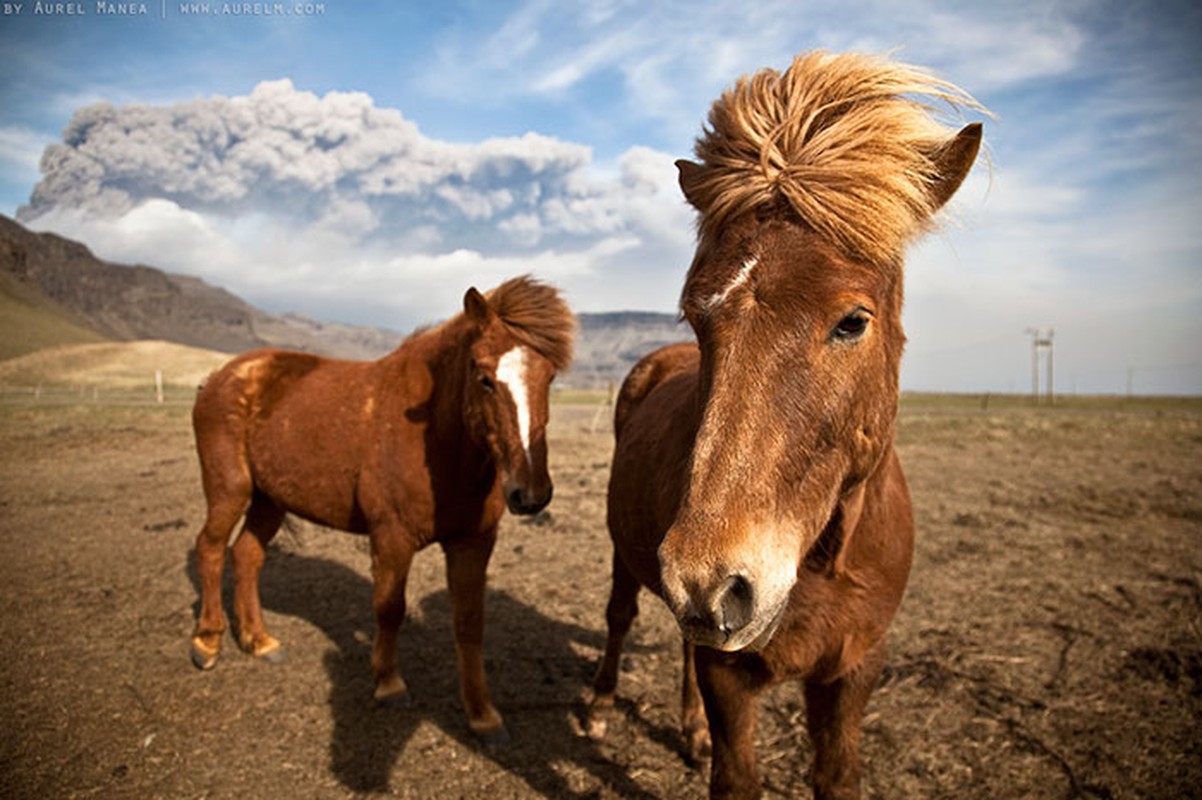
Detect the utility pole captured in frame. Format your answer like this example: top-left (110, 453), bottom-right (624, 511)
top-left (1025, 328), bottom-right (1055, 405)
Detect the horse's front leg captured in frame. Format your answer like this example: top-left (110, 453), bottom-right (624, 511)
top-left (681, 639), bottom-right (712, 764)
top-left (369, 527), bottom-right (417, 705)
top-left (697, 648), bottom-right (767, 800)
top-left (803, 640), bottom-right (887, 800)
top-left (441, 531), bottom-right (508, 744)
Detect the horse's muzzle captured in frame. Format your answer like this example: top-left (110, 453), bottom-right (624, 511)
top-left (672, 573), bottom-right (755, 647)
top-left (506, 484), bottom-right (553, 516)
top-left (658, 518), bottom-right (799, 651)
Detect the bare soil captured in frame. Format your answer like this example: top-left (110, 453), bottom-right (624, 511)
top-left (0, 397), bottom-right (1198, 799)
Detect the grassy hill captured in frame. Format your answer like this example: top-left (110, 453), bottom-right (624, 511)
top-left (0, 284), bottom-right (108, 361)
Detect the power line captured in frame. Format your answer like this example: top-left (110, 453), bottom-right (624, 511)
top-left (1025, 327), bottom-right (1054, 405)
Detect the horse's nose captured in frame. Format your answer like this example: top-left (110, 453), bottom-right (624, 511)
top-left (677, 574), bottom-right (755, 646)
top-left (506, 484), bottom-right (553, 516)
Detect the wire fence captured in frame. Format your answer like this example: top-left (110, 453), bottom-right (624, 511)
top-left (0, 384), bottom-right (200, 406)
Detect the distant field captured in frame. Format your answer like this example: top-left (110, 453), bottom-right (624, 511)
top-left (2, 337), bottom-right (1197, 413)
top-left (900, 391), bottom-right (1202, 413)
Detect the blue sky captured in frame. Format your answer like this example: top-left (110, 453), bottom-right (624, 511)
top-left (1, 0), bottom-right (1200, 394)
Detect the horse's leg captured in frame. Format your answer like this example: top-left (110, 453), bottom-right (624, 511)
top-left (803, 641), bottom-right (887, 800)
top-left (585, 549), bottom-right (640, 740)
top-left (681, 640), bottom-right (712, 763)
top-left (190, 460), bottom-right (252, 670)
top-left (442, 532), bottom-right (507, 743)
top-left (697, 649), bottom-right (766, 800)
top-left (369, 526), bottom-right (417, 706)
top-left (230, 493), bottom-right (287, 662)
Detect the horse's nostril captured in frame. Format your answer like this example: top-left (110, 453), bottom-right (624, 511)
top-left (716, 574), bottom-right (754, 635)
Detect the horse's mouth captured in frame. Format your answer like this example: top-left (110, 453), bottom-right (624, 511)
top-left (678, 596), bottom-right (789, 653)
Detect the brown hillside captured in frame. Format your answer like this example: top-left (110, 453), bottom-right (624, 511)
top-left (0, 215), bottom-right (403, 361)
top-left (1, 215), bottom-right (691, 383)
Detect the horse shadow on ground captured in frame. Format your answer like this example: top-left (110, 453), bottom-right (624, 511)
top-left (186, 545), bottom-right (681, 798)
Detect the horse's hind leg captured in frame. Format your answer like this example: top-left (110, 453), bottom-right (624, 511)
top-left (231, 493), bottom-right (287, 662)
top-left (586, 550), bottom-right (640, 739)
top-left (191, 482), bottom-right (250, 671)
top-left (803, 640), bottom-right (888, 800)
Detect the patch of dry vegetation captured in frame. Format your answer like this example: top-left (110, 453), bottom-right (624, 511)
top-left (0, 340), bottom-right (231, 390)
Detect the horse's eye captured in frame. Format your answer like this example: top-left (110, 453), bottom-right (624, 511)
top-left (478, 374), bottom-right (496, 393)
top-left (832, 311), bottom-right (870, 342)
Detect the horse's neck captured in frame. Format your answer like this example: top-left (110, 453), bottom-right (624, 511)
top-left (400, 320), bottom-right (481, 452)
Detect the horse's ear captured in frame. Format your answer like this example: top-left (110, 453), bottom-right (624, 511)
top-left (463, 287), bottom-right (491, 324)
top-left (676, 159), bottom-right (708, 211)
top-left (928, 123), bottom-right (983, 211)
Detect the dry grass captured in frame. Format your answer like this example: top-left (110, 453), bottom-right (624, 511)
top-left (0, 340), bottom-right (231, 390)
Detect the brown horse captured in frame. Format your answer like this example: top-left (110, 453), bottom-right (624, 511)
top-left (587, 52), bottom-right (984, 798)
top-left (189, 275), bottom-right (574, 742)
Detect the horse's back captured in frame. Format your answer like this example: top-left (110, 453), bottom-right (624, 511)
top-left (613, 342), bottom-right (699, 437)
top-left (193, 348), bottom-right (381, 529)
top-left (606, 343), bottom-right (702, 592)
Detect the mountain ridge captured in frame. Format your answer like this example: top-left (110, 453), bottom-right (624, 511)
top-left (0, 215), bottom-right (692, 386)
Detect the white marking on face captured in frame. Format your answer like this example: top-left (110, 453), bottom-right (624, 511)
top-left (495, 346), bottom-right (531, 464)
top-left (704, 255), bottom-right (759, 312)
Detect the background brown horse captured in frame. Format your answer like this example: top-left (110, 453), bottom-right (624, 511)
top-left (189, 275), bottom-right (574, 743)
top-left (588, 52), bottom-right (985, 798)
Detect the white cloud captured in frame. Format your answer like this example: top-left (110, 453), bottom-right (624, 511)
top-left (20, 79), bottom-right (696, 329)
top-left (417, 0), bottom-right (1089, 148)
top-left (15, 2), bottom-right (1202, 394)
top-left (21, 80), bottom-right (594, 241)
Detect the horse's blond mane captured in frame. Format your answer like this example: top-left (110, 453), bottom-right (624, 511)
top-left (689, 51), bottom-right (985, 264)
top-left (486, 275), bottom-right (576, 371)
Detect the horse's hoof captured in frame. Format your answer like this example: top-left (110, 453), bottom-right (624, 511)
top-left (585, 694), bottom-right (613, 740)
top-left (189, 634), bottom-right (221, 667)
top-left (585, 713), bottom-right (608, 741)
top-left (258, 645), bottom-right (289, 665)
top-left (375, 690), bottom-right (413, 709)
top-left (473, 723), bottom-right (511, 747)
top-left (190, 640), bottom-right (220, 671)
top-left (686, 727), bottom-right (713, 765)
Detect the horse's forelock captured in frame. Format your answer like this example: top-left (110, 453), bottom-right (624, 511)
top-left (483, 276), bottom-right (576, 372)
top-left (689, 50), bottom-right (986, 266)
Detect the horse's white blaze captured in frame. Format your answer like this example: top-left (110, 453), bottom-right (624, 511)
top-left (496, 346), bottom-right (531, 464)
top-left (705, 255), bottom-right (759, 311)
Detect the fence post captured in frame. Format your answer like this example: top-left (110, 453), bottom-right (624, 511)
top-left (155, 370), bottom-right (164, 404)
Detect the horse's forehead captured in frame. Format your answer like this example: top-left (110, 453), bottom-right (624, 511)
top-left (496, 345), bottom-right (527, 379)
top-left (472, 324), bottom-right (519, 360)
top-left (686, 220), bottom-right (884, 315)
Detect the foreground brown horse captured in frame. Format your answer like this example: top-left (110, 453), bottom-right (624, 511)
top-left (588, 52), bottom-right (984, 798)
top-left (190, 276), bottom-right (573, 742)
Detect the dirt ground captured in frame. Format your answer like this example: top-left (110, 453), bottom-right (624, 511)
top-left (0, 396), bottom-right (1198, 799)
